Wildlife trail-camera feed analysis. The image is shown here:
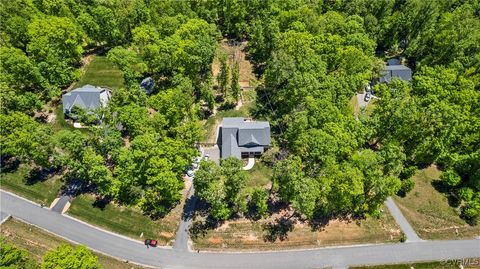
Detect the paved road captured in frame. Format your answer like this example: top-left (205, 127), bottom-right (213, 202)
top-left (385, 197), bottom-right (422, 242)
top-left (1, 190), bottom-right (479, 269)
top-left (173, 184), bottom-right (196, 251)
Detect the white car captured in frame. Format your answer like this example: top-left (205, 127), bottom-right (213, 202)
top-left (187, 170), bottom-right (195, 178)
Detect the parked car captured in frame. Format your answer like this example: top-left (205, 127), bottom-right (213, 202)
top-left (204, 154), bottom-right (210, 161)
top-left (365, 83), bottom-right (372, 93)
top-left (187, 170), bottom-right (195, 177)
top-left (144, 239), bottom-right (157, 247)
top-left (192, 163), bottom-right (199, 169)
top-left (364, 91), bottom-right (372, 102)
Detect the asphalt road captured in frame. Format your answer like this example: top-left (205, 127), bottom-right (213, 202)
top-left (1, 190), bottom-right (479, 269)
top-left (385, 197), bottom-right (422, 242)
top-left (172, 184), bottom-right (196, 251)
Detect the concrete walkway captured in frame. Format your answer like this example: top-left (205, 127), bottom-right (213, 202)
top-left (242, 157), bottom-right (255, 170)
top-left (385, 197), bottom-right (422, 242)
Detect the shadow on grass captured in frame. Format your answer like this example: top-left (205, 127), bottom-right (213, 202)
top-left (431, 180), bottom-right (461, 208)
top-left (92, 196), bottom-right (111, 210)
top-left (262, 216), bottom-right (295, 242)
top-left (25, 167), bottom-right (58, 185)
top-left (0, 155), bottom-right (20, 173)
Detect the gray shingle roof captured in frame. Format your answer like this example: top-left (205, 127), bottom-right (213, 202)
top-left (62, 85), bottom-right (110, 114)
top-left (220, 117), bottom-right (270, 159)
top-left (379, 64), bottom-right (412, 83)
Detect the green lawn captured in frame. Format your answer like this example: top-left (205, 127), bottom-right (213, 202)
top-left (68, 194), bottom-right (181, 245)
top-left (1, 218), bottom-right (148, 269)
top-left (74, 56), bottom-right (124, 89)
top-left (394, 166), bottom-right (480, 240)
top-left (246, 161), bottom-right (272, 190)
top-left (0, 164), bottom-right (63, 205)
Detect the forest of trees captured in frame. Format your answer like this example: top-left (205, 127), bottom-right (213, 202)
top-left (1, 0), bottom-right (479, 224)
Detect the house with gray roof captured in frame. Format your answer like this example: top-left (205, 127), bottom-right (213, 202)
top-left (379, 64), bottom-right (412, 83)
top-left (220, 117), bottom-right (270, 160)
top-left (62, 85), bottom-right (111, 115)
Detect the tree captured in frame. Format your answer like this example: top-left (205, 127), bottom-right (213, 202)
top-left (107, 47), bottom-right (146, 86)
top-left (0, 241), bottom-right (38, 269)
top-left (217, 52), bottom-right (229, 97)
top-left (230, 61), bottom-right (240, 101)
top-left (0, 112), bottom-right (53, 166)
top-left (27, 16), bottom-right (84, 87)
top-left (221, 157), bottom-right (248, 213)
top-left (42, 244), bottom-right (102, 269)
top-left (250, 188), bottom-right (268, 218)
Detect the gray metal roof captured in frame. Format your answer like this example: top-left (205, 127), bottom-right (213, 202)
top-left (220, 117), bottom-right (270, 159)
top-left (380, 64), bottom-right (412, 83)
top-left (62, 85), bottom-right (110, 114)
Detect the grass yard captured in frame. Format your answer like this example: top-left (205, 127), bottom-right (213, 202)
top-left (350, 260), bottom-right (479, 269)
top-left (74, 56), bottom-right (124, 89)
top-left (0, 164), bottom-right (62, 205)
top-left (365, 99), bottom-right (377, 116)
top-left (350, 94), bottom-right (359, 117)
top-left (246, 161), bottom-right (272, 191)
top-left (394, 166), bottom-right (480, 240)
top-left (68, 192), bottom-right (184, 246)
top-left (192, 205), bottom-right (401, 251)
top-left (0, 218), bottom-right (148, 269)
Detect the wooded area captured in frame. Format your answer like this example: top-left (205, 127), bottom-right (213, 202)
top-left (1, 0), bottom-right (479, 227)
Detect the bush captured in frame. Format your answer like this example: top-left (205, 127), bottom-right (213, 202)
top-left (441, 169), bottom-right (462, 187)
top-left (397, 177), bottom-right (415, 197)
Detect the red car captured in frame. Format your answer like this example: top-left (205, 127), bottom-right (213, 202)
top-left (144, 239), bottom-right (158, 247)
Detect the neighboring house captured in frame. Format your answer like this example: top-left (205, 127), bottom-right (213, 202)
top-left (220, 117), bottom-right (271, 160)
top-left (379, 64), bottom-right (412, 83)
top-left (62, 85), bottom-right (111, 115)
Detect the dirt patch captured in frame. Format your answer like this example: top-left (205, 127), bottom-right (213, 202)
top-left (193, 205), bottom-right (401, 251)
top-left (212, 40), bottom-right (257, 89)
top-left (207, 237), bottom-right (223, 244)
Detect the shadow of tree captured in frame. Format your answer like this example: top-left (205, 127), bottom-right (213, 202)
top-left (262, 216), bottom-right (295, 242)
top-left (431, 179), bottom-right (461, 207)
top-left (25, 167), bottom-right (57, 185)
top-left (92, 196), bottom-right (111, 210)
top-left (189, 216), bottom-right (222, 240)
top-left (0, 155), bottom-right (20, 173)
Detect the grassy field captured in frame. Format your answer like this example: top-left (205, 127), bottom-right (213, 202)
top-left (351, 260), bottom-right (479, 269)
top-left (0, 164), bottom-right (62, 205)
top-left (192, 205), bottom-right (401, 251)
top-left (68, 193), bottom-right (183, 245)
top-left (0, 218), bottom-right (147, 269)
top-left (74, 55), bottom-right (124, 89)
top-left (394, 166), bottom-right (480, 240)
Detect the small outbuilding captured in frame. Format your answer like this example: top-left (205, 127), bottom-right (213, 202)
top-left (62, 85), bottom-right (111, 115)
top-left (219, 117), bottom-right (271, 160)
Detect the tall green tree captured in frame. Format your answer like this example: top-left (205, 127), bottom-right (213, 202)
top-left (42, 244), bottom-right (101, 269)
